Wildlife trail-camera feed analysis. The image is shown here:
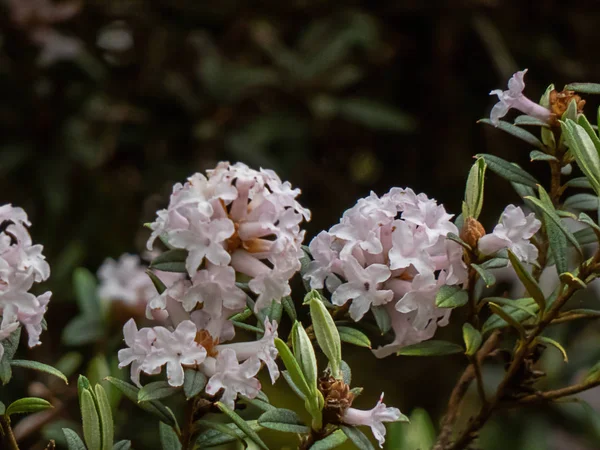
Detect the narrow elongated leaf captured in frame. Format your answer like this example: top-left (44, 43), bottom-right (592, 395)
top-left (564, 194), bottom-right (600, 211)
top-left (479, 297), bottom-right (538, 318)
top-left (95, 384), bottom-right (114, 450)
top-left (479, 257), bottom-right (508, 270)
top-left (62, 315), bottom-right (104, 346)
top-left (564, 83), bottom-right (600, 94)
top-left (574, 227), bottom-right (598, 246)
top-left (561, 119), bottom-right (600, 195)
top-left (0, 401), bottom-right (4, 415)
top-left (240, 395), bottom-right (274, 413)
top-left (291, 322), bottom-right (319, 390)
top-left (258, 408), bottom-right (310, 433)
top-left (274, 339), bottom-right (311, 397)
top-left (340, 360), bottom-right (352, 386)
top-left (138, 381), bottom-right (179, 403)
top-left (471, 264), bottom-right (496, 288)
top-left (63, 428), bottom-right (87, 450)
top-left (194, 420), bottom-right (262, 448)
top-left (565, 177), bottom-right (593, 189)
top-left (282, 296), bottom-right (297, 321)
top-left (308, 292), bottom-right (342, 378)
top-left (337, 326), bottom-right (371, 348)
top-left (463, 158), bottom-right (486, 219)
top-left (183, 369), bottom-right (207, 400)
top-left (481, 298), bottom-right (538, 334)
top-left (159, 422), bottom-right (182, 450)
top-left (477, 154), bottom-right (540, 188)
top-left (371, 306), bottom-right (391, 334)
top-left (514, 115), bottom-right (551, 127)
top-left (10, 360), bottom-right (68, 384)
top-left (281, 370), bottom-right (306, 401)
top-left (6, 397), bottom-right (53, 416)
top-left (104, 377), bottom-right (176, 426)
top-left (507, 250), bottom-right (546, 312)
top-left (488, 302), bottom-right (526, 338)
top-left (74, 268), bottom-right (101, 317)
top-left (536, 336), bottom-right (568, 362)
top-left (341, 425), bottom-right (375, 450)
top-left (215, 401), bottom-right (268, 450)
top-left (112, 441), bottom-right (132, 450)
top-left (435, 285), bottom-right (468, 309)
top-left (462, 323), bottom-right (482, 356)
top-left (0, 327), bottom-right (21, 384)
top-left (146, 270), bottom-right (167, 294)
top-left (149, 249), bottom-right (188, 273)
top-left (478, 120), bottom-right (545, 150)
top-left (309, 429), bottom-right (348, 449)
top-left (81, 389), bottom-right (102, 450)
top-left (529, 150), bottom-right (557, 162)
top-left (579, 212), bottom-right (600, 234)
top-left (396, 340), bottom-right (463, 356)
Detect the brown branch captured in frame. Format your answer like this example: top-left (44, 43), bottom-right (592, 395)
top-left (0, 416), bottom-right (20, 450)
top-left (503, 378), bottom-right (600, 406)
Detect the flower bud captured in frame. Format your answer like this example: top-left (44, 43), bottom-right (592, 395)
top-left (460, 217), bottom-right (486, 249)
top-left (549, 89), bottom-right (585, 118)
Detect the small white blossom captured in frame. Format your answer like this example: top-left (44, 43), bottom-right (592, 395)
top-left (117, 319), bottom-right (158, 387)
top-left (97, 254), bottom-right (156, 307)
top-left (489, 69), bottom-right (552, 126)
top-left (478, 205), bottom-right (541, 263)
top-left (342, 393), bottom-right (406, 448)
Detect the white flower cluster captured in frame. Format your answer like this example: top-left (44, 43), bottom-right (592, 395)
top-left (304, 189), bottom-right (467, 358)
top-left (0, 205), bottom-right (51, 359)
top-left (119, 162), bottom-right (310, 407)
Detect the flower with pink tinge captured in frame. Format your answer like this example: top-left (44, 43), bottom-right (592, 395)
top-left (388, 220), bottom-right (434, 274)
top-left (97, 254), bottom-right (156, 307)
top-left (118, 319), bottom-right (159, 387)
top-left (146, 278), bottom-right (191, 321)
top-left (478, 204), bottom-right (541, 263)
top-left (152, 320), bottom-right (208, 387)
top-left (342, 393), bottom-right (407, 448)
top-left (217, 318), bottom-right (279, 383)
top-left (395, 272), bottom-right (449, 330)
top-left (305, 231), bottom-right (343, 291)
top-left (181, 264), bottom-right (246, 313)
top-left (190, 307), bottom-right (237, 343)
top-left (248, 268), bottom-right (293, 313)
top-left (401, 196), bottom-right (458, 245)
top-left (489, 69), bottom-right (553, 126)
top-left (332, 256), bottom-right (393, 321)
top-left (204, 348), bottom-right (262, 409)
top-left (168, 214), bottom-right (234, 274)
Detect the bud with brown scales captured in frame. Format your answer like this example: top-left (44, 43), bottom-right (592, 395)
top-left (460, 217), bottom-right (486, 249)
top-left (319, 376), bottom-right (355, 425)
top-left (549, 89), bottom-right (585, 123)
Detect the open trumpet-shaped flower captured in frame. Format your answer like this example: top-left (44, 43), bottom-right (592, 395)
top-left (489, 69), bottom-right (553, 126)
top-left (342, 393), bottom-right (407, 447)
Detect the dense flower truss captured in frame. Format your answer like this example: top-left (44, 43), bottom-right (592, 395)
top-left (0, 205), bottom-right (51, 359)
top-left (304, 188), bottom-right (467, 358)
top-left (119, 162), bottom-right (309, 406)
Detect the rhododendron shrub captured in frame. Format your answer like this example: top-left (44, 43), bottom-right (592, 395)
top-left (6, 72), bottom-right (600, 450)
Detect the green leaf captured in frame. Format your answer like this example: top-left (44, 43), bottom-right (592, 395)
top-left (371, 306), bottom-right (391, 334)
top-left (81, 389), bottom-right (102, 450)
top-left (309, 429), bottom-right (348, 449)
top-left (476, 154), bottom-right (540, 188)
top-left (10, 360), bottom-right (68, 384)
top-left (481, 298), bottom-right (538, 335)
top-left (104, 377), bottom-right (176, 427)
top-left (479, 297), bottom-right (538, 319)
top-left (291, 322), bottom-right (319, 390)
top-left (488, 302), bottom-right (526, 338)
top-left (112, 441), bottom-right (132, 450)
top-left (63, 428), bottom-right (87, 450)
top-left (341, 425), bottom-right (376, 450)
top-left (337, 326), bottom-right (371, 348)
top-left (479, 257), bottom-right (508, 270)
top-left (514, 115), bottom-right (552, 127)
top-left (62, 315), bottom-right (104, 346)
top-left (138, 381), bottom-right (179, 403)
top-left (529, 150), bottom-right (558, 162)
top-left (274, 339), bottom-right (311, 399)
top-left (149, 249), bottom-right (188, 273)
top-left (74, 268), bottom-right (101, 317)
top-left (194, 420), bottom-right (262, 448)
top-left (561, 118), bottom-right (600, 196)
top-left (308, 291), bottom-right (343, 379)
top-left (574, 227), bottom-right (599, 246)
top-left (478, 119), bottom-right (545, 150)
top-left (462, 323), bottom-right (482, 356)
top-left (536, 336), bottom-right (568, 362)
top-left (340, 360), bottom-right (352, 386)
top-left (215, 401), bottom-right (268, 450)
top-left (0, 401), bottom-right (4, 415)
top-left (463, 158), bottom-right (487, 219)
top-left (282, 296), bottom-right (297, 321)
top-left (281, 370), bottom-right (307, 401)
top-left (159, 422), bottom-right (182, 450)
top-left (564, 194), bottom-right (600, 211)
top-left (565, 177), bottom-right (593, 189)
top-left (0, 327), bottom-right (21, 384)
top-left (239, 395), bottom-right (274, 413)
top-left (564, 83), bottom-right (600, 94)
top-left (6, 397), bottom-right (53, 416)
top-left (471, 264), bottom-right (496, 288)
top-left (183, 369), bottom-right (207, 400)
top-left (435, 285), bottom-right (468, 309)
top-left (446, 232), bottom-right (472, 251)
top-left (396, 340), bottom-right (463, 356)
top-left (95, 384), bottom-right (114, 450)
top-left (257, 408), bottom-right (310, 434)
top-left (146, 270), bottom-right (167, 294)
top-left (507, 250), bottom-right (546, 312)
top-left (337, 98), bottom-right (416, 132)
top-left (231, 321), bottom-right (264, 333)
top-left (562, 96), bottom-right (579, 121)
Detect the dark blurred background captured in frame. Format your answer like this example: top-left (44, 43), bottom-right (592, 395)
top-left (3, 1), bottom-right (600, 448)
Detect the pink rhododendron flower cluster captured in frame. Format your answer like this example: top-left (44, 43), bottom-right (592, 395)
top-left (0, 205), bottom-right (51, 359)
top-left (119, 162), bottom-right (309, 406)
top-left (304, 188), bottom-right (467, 357)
